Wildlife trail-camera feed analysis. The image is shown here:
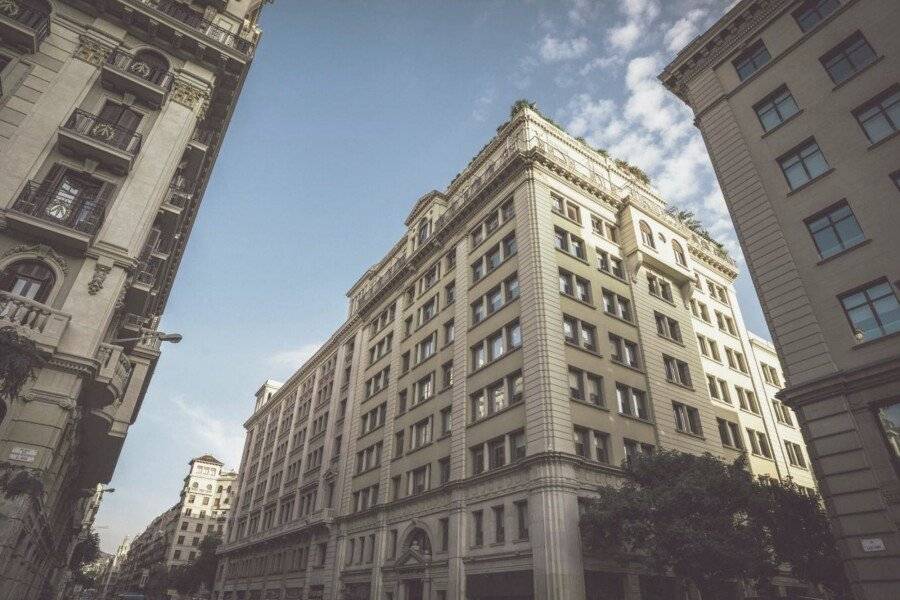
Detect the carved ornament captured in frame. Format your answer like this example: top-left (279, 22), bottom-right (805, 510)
top-left (75, 36), bottom-right (114, 67)
top-left (88, 263), bottom-right (111, 295)
top-left (1, 243), bottom-right (70, 274)
top-left (171, 79), bottom-right (211, 118)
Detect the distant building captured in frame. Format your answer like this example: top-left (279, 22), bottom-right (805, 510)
top-left (98, 537), bottom-right (130, 600)
top-left (660, 0), bottom-right (900, 597)
top-left (115, 455), bottom-right (236, 593)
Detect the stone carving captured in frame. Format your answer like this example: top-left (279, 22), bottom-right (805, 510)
top-left (1, 243), bottom-right (70, 274)
top-left (88, 263), bottom-right (112, 295)
top-left (114, 276), bottom-right (131, 310)
top-left (75, 37), bottom-right (113, 66)
top-left (0, 0), bottom-right (21, 18)
top-left (171, 79), bottom-right (211, 118)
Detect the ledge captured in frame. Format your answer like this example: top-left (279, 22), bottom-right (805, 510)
top-left (816, 239), bottom-right (872, 266)
top-left (760, 109), bottom-right (804, 140)
top-left (785, 168), bottom-right (835, 197)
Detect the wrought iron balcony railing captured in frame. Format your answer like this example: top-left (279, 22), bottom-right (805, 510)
top-left (12, 180), bottom-right (107, 235)
top-left (136, 0), bottom-right (255, 55)
top-left (0, 0), bottom-right (50, 49)
top-left (63, 109), bottom-right (143, 155)
top-left (105, 48), bottom-right (174, 89)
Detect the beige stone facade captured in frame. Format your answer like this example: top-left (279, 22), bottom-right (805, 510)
top-left (115, 454), bottom-right (236, 593)
top-left (214, 107), bottom-right (816, 600)
top-left (0, 1), bottom-right (264, 597)
top-left (660, 0), bottom-right (900, 598)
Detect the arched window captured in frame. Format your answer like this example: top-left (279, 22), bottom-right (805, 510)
top-left (1, 260), bottom-right (56, 303)
top-left (639, 221), bottom-right (655, 249)
top-left (131, 50), bottom-right (170, 86)
top-left (404, 528), bottom-right (432, 555)
top-left (672, 240), bottom-right (687, 266)
top-left (191, 482), bottom-right (198, 489)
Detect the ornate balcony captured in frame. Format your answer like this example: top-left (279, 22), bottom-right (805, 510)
top-left (133, 256), bottom-right (163, 291)
top-left (134, 0), bottom-right (254, 56)
top-left (0, 290), bottom-right (71, 353)
top-left (7, 180), bottom-right (106, 250)
top-left (0, 0), bottom-right (50, 53)
top-left (101, 49), bottom-right (174, 109)
top-left (160, 181), bottom-right (191, 216)
top-left (58, 109), bottom-right (142, 175)
top-left (94, 343), bottom-right (133, 405)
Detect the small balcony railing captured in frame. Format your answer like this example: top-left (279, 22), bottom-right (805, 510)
top-left (105, 49), bottom-right (174, 89)
top-left (62, 109), bottom-right (142, 155)
top-left (0, 0), bottom-right (50, 52)
top-left (137, 0), bottom-right (255, 55)
top-left (12, 180), bottom-right (106, 235)
top-left (0, 290), bottom-right (71, 351)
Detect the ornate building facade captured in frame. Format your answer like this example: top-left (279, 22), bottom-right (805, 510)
top-left (0, 1), bottom-right (266, 597)
top-left (660, 1), bottom-right (900, 598)
top-left (214, 106), bottom-right (816, 600)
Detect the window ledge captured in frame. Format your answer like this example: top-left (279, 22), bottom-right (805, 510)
top-left (467, 399), bottom-right (524, 429)
top-left (831, 55), bottom-right (884, 92)
top-left (675, 429), bottom-right (705, 440)
top-left (851, 328), bottom-right (900, 351)
top-left (468, 345), bottom-right (522, 378)
top-left (552, 209), bottom-right (584, 228)
top-left (866, 128), bottom-right (900, 152)
top-left (760, 109), bottom-right (804, 139)
top-left (658, 334), bottom-right (685, 347)
top-left (816, 239), bottom-right (872, 265)
top-left (405, 440), bottom-right (434, 457)
top-left (785, 168), bottom-right (835, 197)
top-left (570, 398), bottom-right (609, 412)
top-left (610, 359), bottom-right (644, 374)
top-left (468, 297), bottom-right (519, 333)
top-left (648, 292), bottom-right (678, 308)
top-left (560, 291), bottom-right (595, 309)
top-left (564, 341), bottom-right (603, 359)
top-left (598, 268), bottom-right (629, 283)
top-left (555, 246), bottom-right (590, 265)
top-left (665, 380), bottom-right (694, 391)
top-left (603, 311), bottom-right (637, 328)
top-left (618, 413), bottom-right (653, 425)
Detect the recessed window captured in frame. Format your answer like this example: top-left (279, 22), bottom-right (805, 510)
top-left (733, 40), bottom-right (771, 81)
top-left (854, 87), bottom-right (900, 144)
top-left (821, 32), bottom-right (877, 84)
top-left (754, 86), bottom-right (800, 131)
top-left (717, 418), bottom-right (744, 449)
top-left (778, 139), bottom-right (830, 190)
top-left (673, 402), bottom-right (702, 435)
top-left (805, 201), bottom-right (865, 259)
top-left (839, 279), bottom-right (900, 341)
top-left (1, 260), bottom-right (56, 303)
top-left (793, 0), bottom-right (840, 32)
top-left (671, 240), bottom-right (687, 266)
top-left (639, 221), bottom-right (655, 249)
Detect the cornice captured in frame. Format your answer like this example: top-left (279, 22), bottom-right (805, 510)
top-left (778, 353), bottom-right (900, 407)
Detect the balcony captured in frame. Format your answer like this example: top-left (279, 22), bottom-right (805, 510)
top-left (7, 180), bottom-right (106, 251)
top-left (160, 182), bottom-right (191, 216)
top-left (93, 343), bottom-right (133, 405)
top-left (101, 49), bottom-right (173, 109)
top-left (133, 0), bottom-right (255, 56)
top-left (187, 127), bottom-right (214, 156)
top-left (133, 256), bottom-right (163, 292)
top-left (58, 109), bottom-right (142, 175)
top-left (0, 291), bottom-right (71, 353)
top-left (0, 0), bottom-right (50, 53)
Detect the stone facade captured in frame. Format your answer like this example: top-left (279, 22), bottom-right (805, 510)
top-left (660, 1), bottom-right (900, 598)
top-left (214, 108), bottom-right (816, 600)
top-left (0, 1), bottom-right (264, 597)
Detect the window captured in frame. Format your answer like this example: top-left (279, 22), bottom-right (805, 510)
top-left (410, 465), bottom-right (428, 494)
top-left (673, 402), bottom-right (702, 435)
top-left (602, 289), bottom-right (632, 321)
top-left (761, 364), bottom-right (781, 386)
top-left (747, 429), bottom-right (773, 458)
top-left (754, 86), bottom-right (800, 131)
top-left (805, 201), bottom-right (865, 259)
top-left (472, 511), bottom-right (484, 547)
top-left (672, 240), bottom-right (687, 266)
top-left (616, 383), bottom-right (648, 420)
top-left (445, 281), bottom-right (456, 304)
top-left (624, 439), bottom-right (654, 463)
top-left (554, 227), bottom-right (586, 260)
top-left (773, 400), bottom-right (794, 426)
top-left (488, 436), bottom-right (506, 469)
top-left (717, 419), bottom-right (744, 449)
top-left (733, 40), bottom-right (770, 81)
top-left (840, 279), bottom-right (900, 340)
top-left (785, 441), bottom-right (807, 467)
top-left (442, 361), bottom-right (454, 389)
top-left (779, 139), bottom-right (830, 190)
top-left (821, 32), bottom-right (877, 84)
top-left (470, 371), bottom-right (521, 422)
top-left (493, 505), bottom-right (506, 543)
top-left (639, 221), bottom-right (655, 249)
top-left (793, 0), bottom-right (840, 32)
top-left (647, 273), bottom-right (673, 302)
top-left (573, 427), bottom-right (589, 458)
top-left (439, 457), bottom-right (451, 484)
top-left (558, 269), bottom-right (592, 303)
top-left (655, 312), bottom-right (682, 342)
top-left (413, 372), bottom-right (434, 405)
top-left (609, 334), bottom-right (640, 368)
top-left (410, 417), bottom-right (433, 450)
top-left (511, 430), bottom-right (526, 461)
top-left (596, 248), bottom-right (625, 279)
top-left (1, 260), bottom-right (56, 303)
top-left (509, 371), bottom-right (523, 405)
top-left (707, 376), bottom-right (731, 404)
top-left (567, 368), bottom-right (604, 406)
top-left (736, 387), bottom-right (760, 413)
top-left (515, 501), bottom-right (529, 539)
top-left (854, 87), bottom-right (900, 144)
top-left (663, 355), bottom-right (692, 387)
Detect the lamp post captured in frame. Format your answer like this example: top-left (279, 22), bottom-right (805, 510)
top-left (110, 331), bottom-right (183, 344)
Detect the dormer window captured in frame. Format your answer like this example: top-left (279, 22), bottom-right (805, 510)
top-left (417, 219), bottom-right (430, 245)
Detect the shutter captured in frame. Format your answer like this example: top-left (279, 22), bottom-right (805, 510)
top-left (78, 180), bottom-right (116, 233)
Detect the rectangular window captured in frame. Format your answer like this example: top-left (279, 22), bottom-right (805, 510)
top-left (840, 279), bottom-right (900, 340)
top-left (754, 86), bottom-right (800, 131)
top-left (785, 441), bottom-right (807, 468)
top-left (779, 139), bottom-right (830, 190)
top-left (594, 431), bottom-right (610, 463)
top-left (733, 40), bottom-right (771, 81)
top-left (472, 510), bottom-right (484, 547)
top-left (673, 402), bottom-right (702, 435)
top-left (515, 500), bottom-right (529, 540)
top-left (663, 355), bottom-right (692, 387)
top-left (440, 517), bottom-right (450, 551)
top-left (511, 430), bottom-right (526, 461)
top-left (616, 383), bottom-right (648, 420)
top-left (821, 32), bottom-right (877, 84)
top-left (793, 0), bottom-right (840, 32)
top-left (493, 505), bottom-right (506, 543)
top-left (717, 418), bottom-right (744, 449)
top-left (805, 201), bottom-right (865, 259)
top-left (854, 87), bottom-right (900, 144)
top-left (655, 312), bottom-right (682, 342)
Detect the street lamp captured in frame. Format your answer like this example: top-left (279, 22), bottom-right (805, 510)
top-left (110, 331), bottom-right (183, 344)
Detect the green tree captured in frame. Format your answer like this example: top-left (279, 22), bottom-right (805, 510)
top-left (174, 533), bottom-right (222, 594)
top-left (0, 325), bottom-right (45, 403)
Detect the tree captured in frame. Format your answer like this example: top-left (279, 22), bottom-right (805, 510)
top-left (174, 533), bottom-right (222, 594)
top-left (0, 325), bottom-right (45, 403)
top-left (581, 451), bottom-right (773, 600)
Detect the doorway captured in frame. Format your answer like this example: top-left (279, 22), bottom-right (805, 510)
top-left (405, 580), bottom-right (424, 600)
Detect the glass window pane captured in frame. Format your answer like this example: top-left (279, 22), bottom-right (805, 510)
top-left (833, 217), bottom-right (863, 247)
top-left (873, 295), bottom-right (900, 333)
top-left (847, 304), bottom-right (878, 336)
top-left (813, 228), bottom-right (841, 257)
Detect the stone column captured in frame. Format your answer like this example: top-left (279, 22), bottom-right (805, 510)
top-left (446, 501), bottom-right (466, 599)
top-left (530, 479), bottom-right (586, 600)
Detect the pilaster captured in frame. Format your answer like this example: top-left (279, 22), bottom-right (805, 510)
top-left (530, 469), bottom-right (586, 600)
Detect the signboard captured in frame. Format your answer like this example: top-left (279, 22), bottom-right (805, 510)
top-left (861, 538), bottom-right (886, 552)
top-left (9, 447), bottom-right (37, 463)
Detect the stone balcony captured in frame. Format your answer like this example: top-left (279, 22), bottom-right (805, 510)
top-left (94, 343), bottom-right (133, 404)
top-left (101, 49), bottom-right (174, 109)
top-left (0, 290), bottom-right (71, 353)
top-left (0, 0), bottom-right (50, 54)
top-left (7, 180), bottom-right (106, 251)
top-left (58, 109), bottom-right (142, 175)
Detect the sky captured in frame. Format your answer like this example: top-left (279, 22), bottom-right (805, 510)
top-left (95, 0), bottom-right (763, 552)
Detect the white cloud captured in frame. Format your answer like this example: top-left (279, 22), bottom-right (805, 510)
top-left (664, 9), bottom-right (707, 53)
top-left (578, 55), bottom-right (621, 76)
top-left (472, 89), bottom-right (496, 122)
top-left (567, 0), bottom-right (598, 25)
top-left (608, 21), bottom-right (642, 52)
top-left (539, 35), bottom-right (590, 62)
top-left (170, 395), bottom-right (245, 468)
top-left (623, 0), bottom-right (660, 19)
top-left (269, 342), bottom-right (321, 367)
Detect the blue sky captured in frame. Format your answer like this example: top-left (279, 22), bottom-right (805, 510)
top-left (95, 0), bottom-right (757, 552)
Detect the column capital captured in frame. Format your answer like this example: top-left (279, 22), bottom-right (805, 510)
top-left (171, 77), bottom-right (212, 119)
top-left (75, 34), bottom-right (116, 67)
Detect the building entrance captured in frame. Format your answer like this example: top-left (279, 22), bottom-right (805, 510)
top-left (404, 579), bottom-right (424, 600)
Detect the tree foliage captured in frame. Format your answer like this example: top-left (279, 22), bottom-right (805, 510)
top-left (580, 450), bottom-right (848, 600)
top-left (665, 207), bottom-right (728, 252)
top-left (70, 530), bottom-right (101, 569)
top-left (0, 467), bottom-right (44, 499)
top-left (174, 533), bottom-right (222, 594)
top-left (0, 325), bottom-right (45, 402)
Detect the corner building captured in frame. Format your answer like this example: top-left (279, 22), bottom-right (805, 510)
top-left (660, 1), bottom-right (900, 597)
top-left (0, 0), bottom-right (265, 597)
top-left (216, 107), bottom-right (816, 600)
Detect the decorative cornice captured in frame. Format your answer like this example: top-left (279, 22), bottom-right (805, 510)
top-left (171, 78), bottom-right (211, 119)
top-left (1, 243), bottom-right (70, 274)
top-left (75, 35), bottom-right (115, 67)
top-left (778, 353), bottom-right (900, 407)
